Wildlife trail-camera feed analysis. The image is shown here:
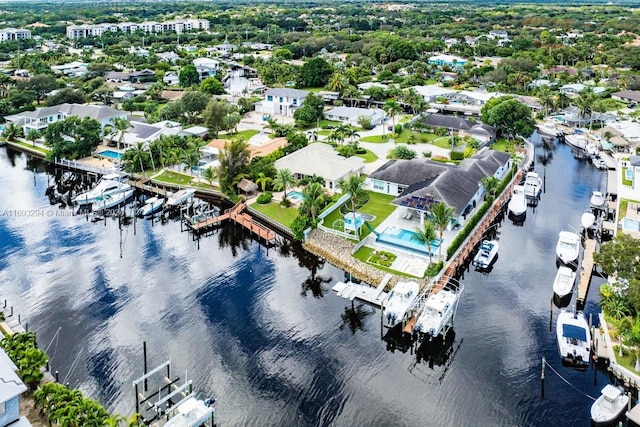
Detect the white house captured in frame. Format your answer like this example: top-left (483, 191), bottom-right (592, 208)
top-left (163, 72), bottom-right (179, 86)
top-left (157, 51), bottom-right (180, 63)
top-left (256, 88), bottom-right (308, 117)
top-left (0, 347), bottom-right (32, 427)
top-left (193, 57), bottom-right (220, 70)
top-left (559, 83), bottom-right (587, 97)
top-left (428, 54), bottom-right (467, 69)
top-left (325, 106), bottom-right (386, 127)
top-left (0, 28), bottom-right (31, 42)
top-left (412, 85), bottom-right (456, 103)
top-left (5, 103), bottom-right (127, 135)
top-left (274, 143), bottom-right (365, 193)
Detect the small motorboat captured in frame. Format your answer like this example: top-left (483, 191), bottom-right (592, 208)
top-left (383, 281), bottom-right (420, 326)
top-left (415, 284), bottom-right (463, 339)
top-left (472, 240), bottom-right (499, 270)
top-left (136, 196), bottom-right (165, 217)
top-left (73, 178), bottom-right (131, 205)
top-left (92, 189), bottom-right (134, 213)
top-left (164, 396), bottom-right (215, 427)
top-left (556, 231), bottom-right (581, 265)
top-left (166, 188), bottom-right (196, 207)
top-left (581, 211), bottom-right (596, 229)
top-left (556, 309), bottom-right (591, 369)
top-left (523, 171), bottom-right (543, 199)
top-left (553, 266), bottom-right (576, 298)
top-left (590, 191), bottom-right (606, 208)
top-left (591, 384), bottom-right (628, 424)
top-left (508, 185), bottom-right (527, 218)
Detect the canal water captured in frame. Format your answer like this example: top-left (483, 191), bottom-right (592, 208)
top-left (0, 137), bottom-right (612, 426)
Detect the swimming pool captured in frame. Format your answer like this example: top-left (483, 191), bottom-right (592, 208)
top-left (622, 217), bottom-right (640, 232)
top-left (551, 116), bottom-right (566, 124)
top-left (97, 150), bottom-right (122, 160)
top-left (376, 227), bottom-right (441, 256)
top-left (287, 191), bottom-right (305, 203)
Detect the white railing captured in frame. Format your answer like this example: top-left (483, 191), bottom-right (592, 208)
top-left (55, 157), bottom-right (118, 176)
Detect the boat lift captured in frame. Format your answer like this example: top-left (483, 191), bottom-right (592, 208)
top-left (404, 278), bottom-right (464, 340)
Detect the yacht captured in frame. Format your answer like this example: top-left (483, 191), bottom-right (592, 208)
top-left (382, 281), bottom-right (420, 326)
top-left (523, 171), bottom-right (542, 199)
top-left (590, 191), bottom-right (606, 208)
top-left (166, 188), bottom-right (197, 207)
top-left (591, 385), bottom-right (628, 424)
top-left (507, 185), bottom-right (527, 218)
top-left (536, 121), bottom-right (563, 137)
top-left (556, 309), bottom-right (591, 369)
top-left (136, 196), bottom-right (165, 217)
top-left (92, 189), bottom-right (134, 213)
top-left (556, 231), bottom-right (581, 265)
top-left (581, 211), bottom-right (596, 230)
top-left (472, 240), bottom-right (499, 270)
top-left (415, 285), bottom-right (463, 339)
top-left (553, 266), bottom-right (576, 298)
top-left (73, 177), bottom-right (131, 205)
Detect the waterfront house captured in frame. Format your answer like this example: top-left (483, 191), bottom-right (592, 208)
top-left (412, 113), bottom-right (497, 144)
top-left (255, 88), bottom-right (308, 117)
top-left (103, 120), bottom-right (184, 148)
top-left (412, 85), bottom-right (456, 103)
top-left (0, 348), bottom-right (32, 427)
top-left (366, 149), bottom-right (511, 226)
top-left (427, 54), bottom-right (467, 69)
top-left (5, 103), bottom-right (127, 135)
top-left (274, 143), bottom-right (365, 193)
top-left (324, 106), bottom-right (386, 127)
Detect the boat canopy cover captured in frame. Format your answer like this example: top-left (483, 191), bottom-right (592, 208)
top-left (480, 241), bottom-right (495, 251)
top-left (562, 324), bottom-right (587, 341)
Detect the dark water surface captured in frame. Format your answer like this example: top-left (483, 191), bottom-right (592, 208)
top-left (0, 139), bottom-right (612, 426)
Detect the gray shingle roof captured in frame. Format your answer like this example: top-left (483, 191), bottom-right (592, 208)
top-left (265, 88), bottom-right (309, 99)
top-left (368, 158), bottom-right (450, 186)
top-left (420, 113), bottom-right (473, 131)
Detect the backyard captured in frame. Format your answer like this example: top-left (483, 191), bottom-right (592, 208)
top-left (321, 191), bottom-right (396, 240)
top-left (250, 201), bottom-right (299, 228)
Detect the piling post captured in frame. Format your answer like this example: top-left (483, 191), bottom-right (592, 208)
top-left (541, 356), bottom-right (545, 399)
top-left (549, 299), bottom-right (553, 332)
top-left (143, 341), bottom-right (148, 392)
top-left (55, 370), bottom-right (59, 382)
top-left (9, 306), bottom-right (13, 317)
top-left (18, 314), bottom-right (20, 323)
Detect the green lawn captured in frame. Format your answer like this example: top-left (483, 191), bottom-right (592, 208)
top-left (361, 131), bottom-right (447, 145)
top-left (151, 170), bottom-right (194, 185)
top-left (251, 201), bottom-right (298, 228)
top-left (318, 119), bottom-right (341, 129)
top-left (490, 138), bottom-right (512, 153)
top-left (353, 246), bottom-right (419, 278)
top-left (322, 191), bottom-right (396, 239)
top-left (218, 129), bottom-right (259, 140)
top-left (13, 141), bottom-right (50, 155)
top-left (354, 149), bottom-right (378, 163)
top-left (318, 130), bottom-right (331, 136)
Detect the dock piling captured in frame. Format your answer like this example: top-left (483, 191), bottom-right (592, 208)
top-left (541, 356), bottom-right (545, 399)
top-left (549, 299), bottom-right (553, 332)
top-left (143, 340), bottom-right (148, 392)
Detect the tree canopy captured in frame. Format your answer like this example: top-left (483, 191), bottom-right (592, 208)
top-left (481, 96), bottom-right (535, 139)
top-left (44, 116), bottom-right (102, 160)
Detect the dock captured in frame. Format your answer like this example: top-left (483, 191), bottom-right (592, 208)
top-left (186, 201), bottom-right (277, 243)
top-left (332, 273), bottom-right (392, 307)
top-left (129, 177), bottom-right (169, 197)
top-left (577, 237), bottom-right (597, 305)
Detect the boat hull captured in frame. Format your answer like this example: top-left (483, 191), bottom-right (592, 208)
top-left (556, 310), bottom-right (591, 370)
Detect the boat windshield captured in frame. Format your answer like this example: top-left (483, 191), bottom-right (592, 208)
top-left (562, 324), bottom-right (587, 342)
top-left (559, 241), bottom-right (577, 250)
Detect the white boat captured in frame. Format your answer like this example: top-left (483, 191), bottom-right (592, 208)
top-left (553, 266), bottom-right (576, 298)
top-left (507, 185), bottom-right (527, 217)
top-left (415, 285), bottom-right (463, 339)
top-left (564, 133), bottom-right (588, 150)
top-left (556, 231), bottom-right (581, 265)
top-left (523, 171), bottom-right (542, 199)
top-left (136, 196), bottom-right (165, 217)
top-left (472, 240), bottom-right (499, 270)
top-left (73, 178), bottom-right (131, 205)
top-left (556, 309), bottom-right (591, 369)
top-left (581, 211), bottom-right (596, 229)
top-left (92, 189), bottom-right (134, 212)
top-left (382, 281), bottom-right (420, 326)
top-left (536, 121), bottom-right (562, 137)
top-left (166, 188), bottom-right (196, 207)
top-left (591, 384), bottom-right (628, 424)
top-left (164, 396), bottom-right (215, 427)
top-left (590, 191), bottom-right (606, 208)
top-left (592, 157), bottom-right (608, 170)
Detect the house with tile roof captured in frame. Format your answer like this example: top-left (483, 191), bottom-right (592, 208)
top-left (366, 149), bottom-right (511, 226)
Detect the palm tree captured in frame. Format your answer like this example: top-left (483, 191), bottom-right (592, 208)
top-left (429, 201), bottom-right (456, 258)
top-left (337, 174), bottom-right (367, 240)
top-left (537, 86), bottom-right (554, 117)
top-left (217, 138), bottom-right (251, 195)
top-left (126, 413), bottom-right (142, 427)
top-left (103, 415), bottom-right (124, 427)
top-left (383, 99), bottom-right (402, 137)
top-left (481, 176), bottom-right (500, 200)
top-left (26, 128), bottom-right (41, 146)
top-left (182, 149), bottom-right (200, 177)
top-left (411, 220), bottom-right (438, 266)
top-left (127, 142), bottom-right (149, 173)
top-left (273, 168), bottom-right (296, 200)
top-left (201, 165), bottom-right (217, 186)
top-left (105, 117), bottom-right (132, 153)
top-left (300, 182), bottom-right (328, 223)
top-left (343, 127), bottom-right (360, 146)
top-left (255, 172), bottom-right (272, 192)
top-left (3, 122), bottom-right (23, 141)
top-left (327, 72), bottom-right (348, 93)
top-left (575, 89), bottom-right (595, 130)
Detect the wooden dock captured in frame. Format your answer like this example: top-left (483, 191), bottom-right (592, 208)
top-left (577, 237), bottom-right (597, 305)
top-left (129, 178), bottom-right (169, 197)
top-left (187, 201), bottom-right (277, 243)
top-left (332, 273), bottom-right (392, 306)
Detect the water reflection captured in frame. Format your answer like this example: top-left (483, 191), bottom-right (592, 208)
top-left (339, 302), bottom-right (374, 335)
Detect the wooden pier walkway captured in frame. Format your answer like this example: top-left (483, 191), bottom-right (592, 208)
top-left (577, 237), bottom-right (597, 305)
top-left (187, 201), bottom-right (277, 242)
top-left (128, 178), bottom-right (169, 197)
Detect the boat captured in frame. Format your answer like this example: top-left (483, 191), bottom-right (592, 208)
top-left (92, 189), bottom-right (134, 212)
top-left (166, 188), bottom-right (196, 207)
top-left (591, 384), bottom-right (628, 424)
top-left (536, 121), bottom-right (563, 137)
top-left (472, 240), bottom-right (499, 270)
top-left (523, 171), bottom-right (542, 199)
top-left (581, 211), bottom-right (596, 229)
top-left (73, 177), bottom-right (131, 205)
top-left (592, 157), bottom-right (608, 170)
top-left (382, 281), bottom-right (420, 326)
top-left (163, 396), bottom-right (215, 427)
top-left (556, 231), bottom-right (581, 265)
top-left (553, 266), bottom-right (576, 298)
top-left (564, 133), bottom-right (588, 151)
top-left (590, 191), bottom-right (606, 208)
top-left (556, 309), bottom-right (591, 369)
top-left (507, 185), bottom-right (527, 217)
top-left (136, 196), bottom-right (165, 217)
top-left (415, 285), bottom-right (463, 339)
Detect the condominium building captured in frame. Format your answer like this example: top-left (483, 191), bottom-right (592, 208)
top-left (66, 18), bottom-right (209, 39)
top-left (0, 28), bottom-right (31, 42)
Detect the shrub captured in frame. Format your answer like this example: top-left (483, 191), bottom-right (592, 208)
top-left (425, 260), bottom-right (444, 277)
top-left (355, 147), bottom-right (367, 154)
top-left (368, 250), bottom-right (397, 267)
top-left (394, 124), bottom-right (403, 135)
top-left (256, 193), bottom-right (273, 204)
top-left (423, 150), bottom-right (432, 158)
top-left (450, 151), bottom-right (464, 161)
top-left (358, 115), bottom-right (373, 130)
top-left (291, 216), bottom-right (311, 241)
top-left (280, 198), bottom-right (291, 207)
